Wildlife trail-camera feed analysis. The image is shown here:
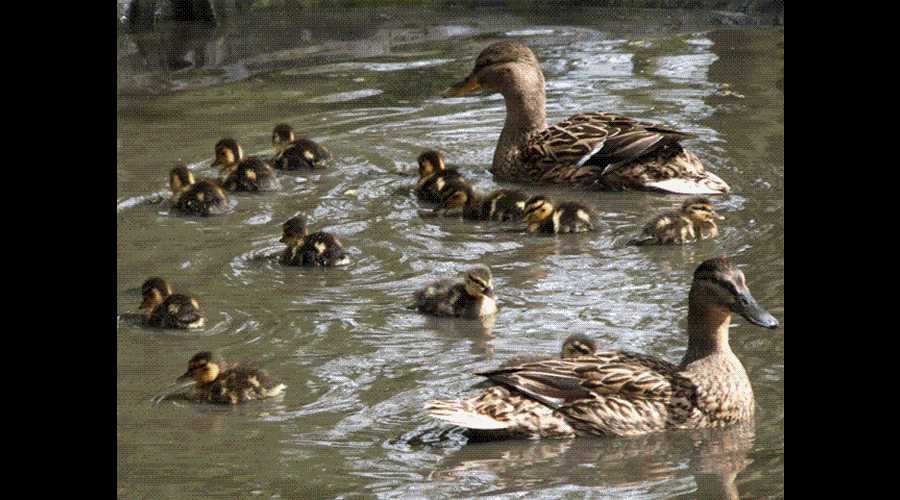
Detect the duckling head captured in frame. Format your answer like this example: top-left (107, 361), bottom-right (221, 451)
top-left (560, 333), bottom-right (597, 358)
top-left (280, 215), bottom-right (309, 246)
top-left (523, 195), bottom-right (554, 223)
top-left (177, 351), bottom-right (227, 384)
top-left (681, 197), bottom-right (724, 224)
top-left (417, 150), bottom-right (446, 178)
top-left (140, 277), bottom-right (172, 310)
top-left (272, 123), bottom-right (296, 154)
top-left (464, 265), bottom-right (497, 299)
top-left (212, 138), bottom-right (243, 168)
top-left (169, 165), bottom-right (196, 193)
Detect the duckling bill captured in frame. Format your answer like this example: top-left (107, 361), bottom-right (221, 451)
top-left (414, 265), bottom-right (498, 319)
top-left (176, 351), bottom-right (286, 404)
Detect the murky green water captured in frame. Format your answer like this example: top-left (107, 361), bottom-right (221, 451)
top-left (117, 5), bottom-right (783, 499)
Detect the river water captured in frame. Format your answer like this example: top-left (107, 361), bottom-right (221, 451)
top-left (117, 4), bottom-right (784, 499)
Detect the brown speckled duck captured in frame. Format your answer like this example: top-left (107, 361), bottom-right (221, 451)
top-left (414, 265), bottom-right (498, 319)
top-left (139, 277), bottom-right (205, 329)
top-left (176, 351), bottom-right (286, 404)
top-left (431, 177), bottom-right (528, 222)
top-left (212, 138), bottom-right (280, 192)
top-left (168, 165), bottom-right (230, 216)
top-left (632, 196), bottom-right (724, 245)
top-left (415, 150), bottom-right (466, 204)
top-left (442, 42), bottom-right (730, 194)
top-left (522, 195), bottom-right (603, 234)
top-left (424, 257), bottom-right (778, 439)
top-left (271, 123), bottom-right (330, 170)
top-left (279, 215), bottom-right (350, 267)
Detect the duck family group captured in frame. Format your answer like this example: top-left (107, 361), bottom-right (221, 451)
top-left (136, 41), bottom-right (779, 438)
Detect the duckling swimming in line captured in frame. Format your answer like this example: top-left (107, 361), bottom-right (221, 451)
top-left (430, 177), bottom-right (528, 222)
top-left (424, 257), bottom-right (779, 439)
top-left (522, 195), bottom-right (603, 234)
top-left (271, 123), bottom-right (330, 170)
top-left (139, 277), bottom-right (205, 329)
top-left (212, 138), bottom-right (280, 192)
top-left (279, 215), bottom-right (350, 267)
top-left (415, 150), bottom-right (466, 204)
top-left (414, 265), bottom-right (498, 319)
top-left (168, 165), bottom-right (230, 216)
top-left (632, 196), bottom-right (724, 245)
top-left (176, 351), bottom-right (286, 404)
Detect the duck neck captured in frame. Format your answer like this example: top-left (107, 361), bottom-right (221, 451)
top-left (493, 73), bottom-right (547, 176)
top-left (680, 299), bottom-right (734, 367)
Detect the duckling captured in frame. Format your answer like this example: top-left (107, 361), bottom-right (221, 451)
top-left (522, 195), bottom-right (602, 234)
top-left (139, 277), bottom-right (205, 329)
top-left (212, 138), bottom-right (280, 192)
top-left (414, 150), bottom-right (465, 204)
top-left (279, 215), bottom-right (350, 267)
top-left (176, 351), bottom-right (286, 404)
top-left (414, 265), bottom-right (498, 319)
top-left (496, 333), bottom-right (598, 369)
top-left (168, 165), bottom-right (230, 216)
top-left (435, 177), bottom-right (528, 222)
top-left (632, 196), bottom-right (724, 245)
top-left (271, 123), bottom-right (330, 170)
top-left (424, 256), bottom-right (779, 439)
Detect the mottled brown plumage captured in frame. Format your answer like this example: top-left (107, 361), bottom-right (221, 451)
top-left (139, 277), bottom-right (205, 329)
top-left (271, 123), bottom-right (330, 170)
top-left (442, 42), bottom-right (730, 195)
top-left (168, 165), bottom-right (230, 216)
top-left (176, 351), bottom-right (286, 404)
top-left (424, 257), bottom-right (778, 439)
top-left (414, 265), bottom-right (498, 319)
top-left (632, 196), bottom-right (724, 245)
top-left (212, 138), bottom-right (281, 192)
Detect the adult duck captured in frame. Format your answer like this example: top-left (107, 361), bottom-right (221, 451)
top-left (442, 42), bottom-right (730, 194)
top-left (424, 257), bottom-right (778, 438)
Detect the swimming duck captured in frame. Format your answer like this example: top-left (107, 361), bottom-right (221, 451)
top-left (522, 195), bottom-right (603, 234)
top-left (434, 177), bottom-right (528, 222)
top-left (415, 150), bottom-right (466, 203)
top-left (139, 277), bottom-right (205, 329)
top-left (442, 42), bottom-right (730, 195)
top-left (176, 351), bottom-right (286, 404)
top-left (279, 215), bottom-right (350, 267)
top-left (414, 265), bottom-right (498, 319)
top-left (168, 165), bottom-right (230, 216)
top-left (632, 196), bottom-right (724, 245)
top-left (271, 123), bottom-right (330, 170)
top-left (212, 138), bottom-right (280, 191)
top-left (424, 257), bottom-right (778, 438)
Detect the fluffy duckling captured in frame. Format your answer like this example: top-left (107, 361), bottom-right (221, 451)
top-left (279, 215), bottom-right (350, 267)
top-left (632, 196), bottom-right (724, 245)
top-left (168, 165), bottom-right (230, 216)
top-left (435, 178), bottom-right (528, 222)
top-left (271, 123), bottom-right (330, 170)
top-left (415, 150), bottom-right (466, 203)
top-left (496, 333), bottom-right (598, 369)
top-left (414, 265), bottom-right (498, 319)
top-left (139, 277), bottom-right (205, 329)
top-left (212, 138), bottom-right (280, 192)
top-left (176, 351), bottom-right (286, 404)
top-left (522, 195), bottom-right (602, 234)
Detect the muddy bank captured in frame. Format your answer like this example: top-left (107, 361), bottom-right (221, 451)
top-left (116, 1), bottom-right (783, 94)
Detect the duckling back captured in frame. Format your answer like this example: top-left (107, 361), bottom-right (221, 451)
top-left (221, 158), bottom-right (281, 192)
top-left (632, 197), bottom-right (723, 245)
top-left (478, 188), bottom-right (528, 222)
top-left (174, 180), bottom-right (230, 216)
top-left (414, 265), bottom-right (497, 318)
top-left (282, 231), bottom-right (350, 267)
top-left (524, 196), bottom-right (601, 234)
top-left (273, 137), bottom-right (330, 170)
top-left (415, 150), bottom-right (465, 203)
top-left (177, 351), bottom-right (286, 404)
top-left (140, 277), bottom-right (205, 329)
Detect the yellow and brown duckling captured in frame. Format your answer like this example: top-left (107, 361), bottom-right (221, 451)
top-left (522, 195), bottom-right (603, 234)
top-left (212, 138), bottom-right (280, 192)
top-left (279, 215), bottom-right (350, 267)
top-left (176, 351), bottom-right (286, 404)
top-left (271, 123), bottom-right (330, 170)
top-left (495, 333), bottom-right (598, 369)
top-left (432, 177), bottom-right (528, 222)
top-left (168, 165), bottom-right (230, 216)
top-left (632, 196), bottom-right (724, 245)
top-left (414, 150), bottom-right (466, 204)
top-left (424, 257), bottom-right (778, 439)
top-left (441, 41), bottom-right (730, 194)
top-left (139, 277), bottom-right (205, 329)
top-left (414, 265), bottom-right (498, 319)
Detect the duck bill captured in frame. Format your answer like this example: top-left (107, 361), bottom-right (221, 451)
top-left (484, 287), bottom-right (498, 300)
top-left (732, 290), bottom-right (779, 329)
top-left (442, 75), bottom-right (481, 98)
top-left (710, 211), bottom-right (725, 221)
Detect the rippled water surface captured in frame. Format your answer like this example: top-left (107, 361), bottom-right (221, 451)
top-left (117, 5), bottom-right (783, 499)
